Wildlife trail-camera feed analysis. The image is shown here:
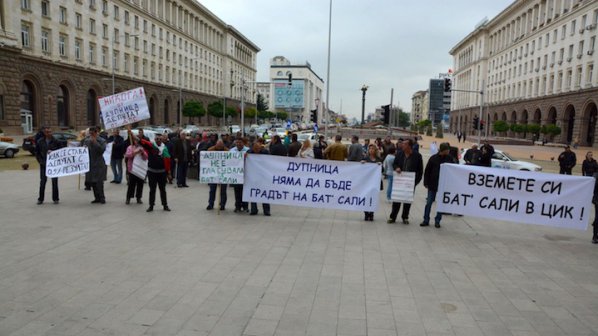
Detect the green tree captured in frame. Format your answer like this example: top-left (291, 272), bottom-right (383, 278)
top-left (510, 123), bottom-right (527, 134)
top-left (244, 107), bottom-right (257, 119)
top-left (493, 120), bottom-right (509, 133)
top-left (541, 124), bottom-right (561, 140)
top-left (435, 126), bottom-right (444, 138)
top-left (256, 94), bottom-right (268, 112)
top-left (225, 106), bottom-right (237, 118)
top-left (426, 125), bottom-right (433, 136)
top-left (527, 123), bottom-right (541, 139)
top-left (208, 100), bottom-right (223, 118)
top-left (417, 119), bottom-right (431, 134)
top-left (278, 112), bottom-right (288, 120)
top-left (182, 100), bottom-right (205, 123)
top-left (397, 111), bottom-right (411, 128)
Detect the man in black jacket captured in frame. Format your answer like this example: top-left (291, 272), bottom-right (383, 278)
top-left (287, 133), bottom-right (301, 157)
top-left (387, 139), bottom-right (423, 224)
top-left (558, 145), bottom-right (576, 175)
top-left (36, 126), bottom-right (60, 204)
top-left (173, 130), bottom-right (193, 187)
top-left (269, 135), bottom-right (288, 156)
top-left (421, 143), bottom-right (453, 228)
top-left (108, 129), bottom-right (125, 184)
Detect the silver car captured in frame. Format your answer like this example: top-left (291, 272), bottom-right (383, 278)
top-left (0, 141), bottom-right (19, 158)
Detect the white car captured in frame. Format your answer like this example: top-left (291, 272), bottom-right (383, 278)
top-left (297, 133), bottom-right (317, 144)
top-left (460, 148), bottom-right (542, 171)
top-left (230, 125), bottom-right (241, 134)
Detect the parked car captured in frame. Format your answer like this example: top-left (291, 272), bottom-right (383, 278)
top-left (297, 133), bottom-right (317, 144)
top-left (230, 125), bottom-right (241, 134)
top-left (0, 141), bottom-right (19, 158)
top-left (22, 132), bottom-right (77, 155)
top-left (460, 148), bottom-right (542, 171)
top-left (273, 128), bottom-right (288, 138)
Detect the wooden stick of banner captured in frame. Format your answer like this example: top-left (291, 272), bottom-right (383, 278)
top-left (217, 183), bottom-right (221, 215)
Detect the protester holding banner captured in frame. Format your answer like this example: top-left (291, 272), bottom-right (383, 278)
top-left (36, 126), bottom-right (60, 204)
top-left (84, 126), bottom-right (107, 204)
top-left (421, 143), bottom-right (453, 228)
top-left (124, 134), bottom-right (147, 205)
top-left (247, 142), bottom-right (271, 216)
top-left (362, 144), bottom-right (383, 221)
top-left (206, 140), bottom-right (229, 211)
top-left (388, 139), bottom-right (423, 224)
top-left (108, 129), bottom-right (126, 184)
top-left (173, 130), bottom-right (192, 188)
top-left (230, 138), bottom-right (249, 213)
top-left (140, 134), bottom-right (171, 212)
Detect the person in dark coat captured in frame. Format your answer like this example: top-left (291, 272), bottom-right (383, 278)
top-left (269, 135), bottom-right (288, 156)
top-left (313, 135), bottom-right (328, 159)
top-left (387, 139), bottom-right (423, 224)
top-left (582, 151), bottom-right (598, 176)
top-left (479, 140), bottom-right (495, 167)
top-left (287, 133), bottom-right (302, 157)
top-left (108, 129), bottom-right (126, 184)
top-left (421, 143), bottom-right (453, 228)
top-left (173, 130), bottom-right (193, 187)
top-left (36, 126), bottom-right (60, 204)
top-left (84, 126), bottom-right (107, 204)
top-left (558, 145), bottom-right (577, 175)
top-left (463, 144), bottom-right (482, 166)
top-left (248, 142), bottom-right (271, 216)
top-left (140, 133), bottom-right (171, 212)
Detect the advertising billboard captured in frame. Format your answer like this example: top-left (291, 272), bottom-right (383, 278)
top-left (274, 80), bottom-right (304, 109)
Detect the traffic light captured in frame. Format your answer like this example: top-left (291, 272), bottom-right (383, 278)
top-left (480, 120), bottom-right (485, 131)
top-left (381, 105), bottom-right (390, 125)
top-left (473, 116), bottom-right (479, 130)
top-left (444, 78), bottom-right (452, 92)
top-left (310, 109), bottom-right (318, 123)
top-left (288, 73), bottom-right (292, 86)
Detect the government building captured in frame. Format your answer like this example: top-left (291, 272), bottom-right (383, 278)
top-left (0, 0), bottom-right (259, 134)
top-left (449, 0), bottom-right (598, 145)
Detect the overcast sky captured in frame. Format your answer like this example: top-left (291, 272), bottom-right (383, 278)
top-left (199, 0), bottom-right (514, 120)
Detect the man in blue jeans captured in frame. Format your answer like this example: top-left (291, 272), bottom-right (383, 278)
top-left (421, 143), bottom-right (453, 228)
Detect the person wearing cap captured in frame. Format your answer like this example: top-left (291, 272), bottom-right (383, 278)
top-left (558, 145), bottom-right (577, 175)
top-left (421, 142), bottom-right (454, 228)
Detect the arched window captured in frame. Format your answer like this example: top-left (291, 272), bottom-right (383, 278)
top-left (57, 85), bottom-right (69, 127)
top-left (277, 71), bottom-right (283, 76)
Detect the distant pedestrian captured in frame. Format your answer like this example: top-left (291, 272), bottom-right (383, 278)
top-left (582, 151), bottom-right (598, 176)
top-left (558, 145), bottom-right (576, 175)
top-left (457, 131), bottom-right (462, 143)
top-left (462, 131), bottom-right (466, 142)
top-left (421, 143), bottom-right (453, 228)
top-left (84, 126), bottom-right (107, 204)
top-left (383, 147), bottom-right (396, 202)
top-left (429, 141), bottom-right (438, 156)
top-left (36, 126), bottom-right (60, 205)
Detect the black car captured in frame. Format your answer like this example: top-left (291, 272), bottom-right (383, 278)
top-left (22, 132), bottom-right (77, 155)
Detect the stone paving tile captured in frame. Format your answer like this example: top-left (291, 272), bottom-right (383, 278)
top-left (0, 169), bottom-right (597, 336)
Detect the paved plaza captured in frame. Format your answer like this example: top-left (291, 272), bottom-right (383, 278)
top-left (0, 163), bottom-right (598, 336)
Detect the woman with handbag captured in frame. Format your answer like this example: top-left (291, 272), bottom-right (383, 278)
top-left (124, 133), bottom-right (148, 205)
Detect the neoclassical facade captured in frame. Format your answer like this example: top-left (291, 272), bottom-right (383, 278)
top-left (0, 0), bottom-right (259, 134)
top-left (449, 0), bottom-right (598, 145)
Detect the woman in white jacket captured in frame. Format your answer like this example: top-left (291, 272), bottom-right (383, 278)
top-left (297, 139), bottom-right (315, 159)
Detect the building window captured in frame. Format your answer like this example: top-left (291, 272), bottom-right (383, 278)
top-left (76, 13), bottom-right (82, 29)
top-left (59, 35), bottom-right (66, 56)
top-left (59, 7), bottom-right (67, 24)
top-left (21, 0), bottom-right (30, 10)
top-left (57, 85), bottom-right (69, 127)
top-left (571, 20), bottom-right (576, 36)
top-left (576, 66), bottom-right (582, 87)
top-left (124, 53), bottom-right (129, 73)
top-left (102, 24), bottom-right (108, 39)
top-left (89, 0), bottom-right (96, 9)
top-left (133, 57), bottom-right (138, 75)
top-left (134, 36), bottom-right (139, 50)
top-left (562, 25), bottom-right (566, 39)
top-left (89, 43), bottom-right (95, 64)
top-left (89, 19), bottom-right (96, 34)
top-left (41, 29), bottom-right (49, 53)
top-left (124, 11), bottom-right (129, 24)
top-left (75, 39), bottom-right (81, 60)
top-left (114, 5), bottom-right (119, 20)
top-left (143, 20), bottom-right (147, 33)
top-left (101, 47), bottom-right (107, 67)
top-left (124, 33), bottom-right (130, 47)
top-left (134, 15), bottom-right (139, 29)
top-left (590, 36), bottom-right (596, 53)
top-left (21, 24), bottom-right (30, 48)
top-left (588, 64), bottom-right (594, 84)
top-left (102, 0), bottom-right (108, 14)
top-left (41, 1), bottom-right (49, 16)
top-left (143, 40), bottom-right (147, 52)
top-left (152, 24), bottom-right (156, 36)
top-left (114, 28), bottom-right (119, 43)
top-left (113, 51), bottom-right (119, 70)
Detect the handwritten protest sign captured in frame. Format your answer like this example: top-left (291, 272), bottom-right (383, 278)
top-left (199, 151), bottom-right (244, 184)
top-left (437, 164), bottom-right (594, 230)
top-left (391, 172), bottom-right (415, 203)
top-left (103, 142), bottom-right (113, 165)
top-left (98, 87), bottom-right (150, 129)
top-left (45, 147), bottom-right (90, 178)
top-left (243, 155), bottom-right (381, 211)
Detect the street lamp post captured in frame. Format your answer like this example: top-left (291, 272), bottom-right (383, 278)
top-left (240, 79), bottom-right (246, 137)
top-left (225, 70), bottom-right (234, 129)
top-left (361, 85), bottom-right (368, 125)
top-left (315, 98), bottom-right (320, 134)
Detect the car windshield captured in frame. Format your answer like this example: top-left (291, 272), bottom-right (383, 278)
top-left (500, 151), bottom-right (516, 161)
top-left (276, 128), bottom-right (286, 133)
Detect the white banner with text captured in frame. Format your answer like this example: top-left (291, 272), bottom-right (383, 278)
top-left (243, 155), bottom-right (382, 211)
top-left (437, 164), bottom-right (594, 230)
top-left (199, 151), bottom-right (245, 184)
top-left (391, 172), bottom-right (416, 203)
top-left (98, 87), bottom-right (150, 129)
top-left (45, 147), bottom-right (90, 178)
